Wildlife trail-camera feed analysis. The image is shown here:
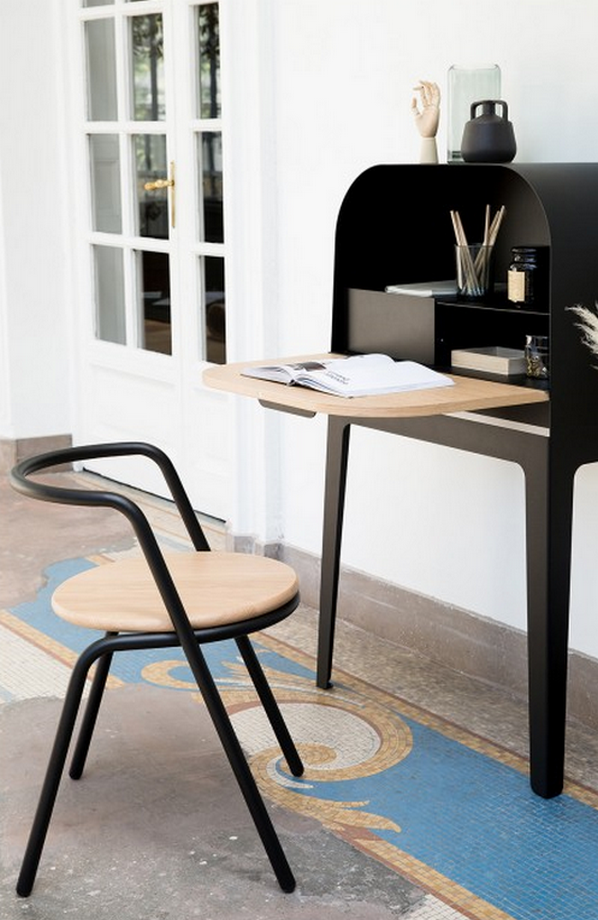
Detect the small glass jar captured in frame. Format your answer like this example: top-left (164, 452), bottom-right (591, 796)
top-left (507, 246), bottom-right (547, 307)
top-left (525, 334), bottom-right (549, 379)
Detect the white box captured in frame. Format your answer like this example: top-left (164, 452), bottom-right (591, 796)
top-left (451, 346), bottom-right (527, 376)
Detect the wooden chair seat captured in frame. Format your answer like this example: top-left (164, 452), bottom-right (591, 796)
top-left (54, 552), bottom-right (299, 633)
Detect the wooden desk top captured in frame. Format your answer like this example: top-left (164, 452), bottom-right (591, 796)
top-left (203, 355), bottom-right (549, 419)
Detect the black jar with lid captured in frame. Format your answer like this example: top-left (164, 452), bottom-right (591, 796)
top-left (507, 246), bottom-right (548, 307)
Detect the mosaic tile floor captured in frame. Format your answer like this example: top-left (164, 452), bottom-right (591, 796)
top-left (2, 553), bottom-right (598, 920)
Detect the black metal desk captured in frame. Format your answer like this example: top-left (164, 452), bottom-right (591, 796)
top-left (207, 162), bottom-right (598, 801)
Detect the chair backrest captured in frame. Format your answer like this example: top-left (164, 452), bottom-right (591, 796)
top-left (10, 441), bottom-right (212, 644)
top-left (10, 441), bottom-right (210, 549)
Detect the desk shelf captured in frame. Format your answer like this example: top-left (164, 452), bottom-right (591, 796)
top-left (332, 163), bottom-right (598, 430)
top-left (346, 287), bottom-right (550, 373)
top-left (434, 296), bottom-right (550, 368)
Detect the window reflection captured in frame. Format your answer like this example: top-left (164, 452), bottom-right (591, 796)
top-left (198, 5), bottom-right (220, 118)
top-left (94, 245), bottom-right (125, 344)
top-left (85, 19), bottom-right (117, 120)
top-left (90, 135), bottom-right (122, 233)
top-left (198, 132), bottom-right (223, 243)
top-left (135, 134), bottom-right (169, 239)
top-left (203, 255), bottom-right (225, 364)
top-left (139, 251), bottom-right (171, 355)
top-left (132, 14), bottom-right (165, 121)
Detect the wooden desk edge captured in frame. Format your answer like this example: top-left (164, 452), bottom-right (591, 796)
top-left (203, 355), bottom-right (549, 419)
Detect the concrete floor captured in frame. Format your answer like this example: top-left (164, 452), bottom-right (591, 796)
top-left (0, 473), bottom-right (431, 920)
top-left (2, 471), bottom-right (598, 920)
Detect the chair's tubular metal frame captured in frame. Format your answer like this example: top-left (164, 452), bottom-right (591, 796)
top-left (10, 442), bottom-right (303, 897)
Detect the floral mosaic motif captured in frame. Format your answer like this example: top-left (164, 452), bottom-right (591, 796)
top-left (142, 652), bottom-right (410, 836)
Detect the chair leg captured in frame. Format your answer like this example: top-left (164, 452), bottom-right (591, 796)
top-left (69, 645), bottom-right (114, 780)
top-left (235, 635), bottom-right (304, 778)
top-left (17, 651), bottom-right (93, 897)
top-left (185, 641), bottom-right (297, 893)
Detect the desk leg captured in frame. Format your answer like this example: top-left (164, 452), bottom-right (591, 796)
top-left (312, 412), bottom-right (574, 797)
top-left (526, 445), bottom-right (576, 798)
top-left (316, 417), bottom-right (351, 689)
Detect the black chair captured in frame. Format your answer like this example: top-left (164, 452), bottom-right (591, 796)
top-left (9, 442), bottom-right (303, 897)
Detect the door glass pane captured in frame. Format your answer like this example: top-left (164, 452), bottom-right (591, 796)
top-left (131, 14), bottom-right (165, 121)
top-left (83, 0), bottom-right (113, 7)
top-left (94, 246), bottom-right (125, 344)
top-left (135, 135), bottom-right (169, 239)
top-left (198, 132), bottom-right (223, 243)
top-left (203, 256), bottom-right (225, 363)
top-left (197, 5), bottom-right (220, 118)
top-left (89, 135), bottom-right (122, 233)
top-left (85, 19), bottom-right (117, 120)
top-left (139, 251), bottom-right (171, 355)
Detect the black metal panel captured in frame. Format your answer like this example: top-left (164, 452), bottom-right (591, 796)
top-left (347, 288), bottom-right (436, 362)
top-left (514, 164), bottom-right (598, 431)
top-left (331, 162), bottom-right (598, 445)
top-left (324, 162), bottom-right (598, 798)
top-left (332, 164), bottom-right (551, 353)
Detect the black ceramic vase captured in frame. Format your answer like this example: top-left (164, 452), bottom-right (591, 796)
top-left (460, 100), bottom-right (517, 163)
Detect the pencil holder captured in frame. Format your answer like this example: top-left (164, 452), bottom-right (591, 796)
top-left (455, 243), bottom-right (494, 299)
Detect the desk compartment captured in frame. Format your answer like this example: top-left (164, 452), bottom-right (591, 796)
top-left (347, 288), bottom-right (550, 371)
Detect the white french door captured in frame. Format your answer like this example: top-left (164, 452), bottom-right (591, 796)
top-left (72, 0), bottom-right (232, 518)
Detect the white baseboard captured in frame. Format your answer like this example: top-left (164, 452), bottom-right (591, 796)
top-left (276, 542), bottom-right (598, 732)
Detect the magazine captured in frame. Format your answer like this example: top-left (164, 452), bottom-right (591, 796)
top-left (241, 354), bottom-right (454, 398)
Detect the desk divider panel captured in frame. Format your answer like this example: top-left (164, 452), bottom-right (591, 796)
top-left (347, 289), bottom-right (435, 363)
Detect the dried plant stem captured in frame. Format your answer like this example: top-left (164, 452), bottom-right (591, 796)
top-left (568, 303), bottom-right (598, 362)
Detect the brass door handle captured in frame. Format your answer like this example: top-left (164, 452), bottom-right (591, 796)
top-left (143, 178), bottom-right (174, 191)
top-left (143, 161), bottom-right (176, 228)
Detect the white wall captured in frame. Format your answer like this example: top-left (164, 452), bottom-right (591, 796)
top-left (2, 0), bottom-right (598, 660)
top-left (262, 0), bottom-right (598, 657)
top-left (0, 160), bottom-right (9, 436)
top-left (0, 0), bottom-right (72, 440)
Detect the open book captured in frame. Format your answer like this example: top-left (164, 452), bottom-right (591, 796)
top-left (241, 354), bottom-right (454, 398)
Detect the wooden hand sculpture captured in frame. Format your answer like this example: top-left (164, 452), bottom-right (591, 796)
top-left (412, 80), bottom-right (440, 163)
